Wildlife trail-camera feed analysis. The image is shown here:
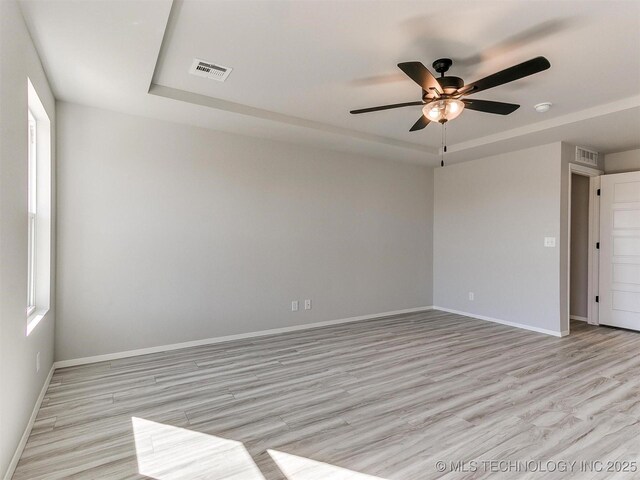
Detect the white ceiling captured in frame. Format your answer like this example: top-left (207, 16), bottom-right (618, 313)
top-left (20, 0), bottom-right (640, 166)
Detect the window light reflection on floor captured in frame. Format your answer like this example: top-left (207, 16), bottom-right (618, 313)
top-left (131, 417), bottom-right (265, 479)
top-left (131, 417), bottom-right (387, 480)
top-left (267, 448), bottom-right (386, 480)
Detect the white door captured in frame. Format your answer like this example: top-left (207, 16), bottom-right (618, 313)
top-left (599, 171), bottom-right (640, 331)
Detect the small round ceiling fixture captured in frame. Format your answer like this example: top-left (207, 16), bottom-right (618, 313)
top-left (534, 102), bottom-right (552, 113)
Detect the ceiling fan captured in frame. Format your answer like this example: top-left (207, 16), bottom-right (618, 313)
top-left (350, 56), bottom-right (551, 131)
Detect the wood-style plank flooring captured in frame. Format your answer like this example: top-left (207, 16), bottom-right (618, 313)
top-left (12, 311), bottom-right (640, 479)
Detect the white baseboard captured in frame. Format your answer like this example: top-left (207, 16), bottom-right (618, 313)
top-left (54, 306), bottom-right (434, 368)
top-left (3, 365), bottom-right (55, 480)
top-left (570, 315), bottom-right (588, 322)
top-left (433, 306), bottom-right (568, 337)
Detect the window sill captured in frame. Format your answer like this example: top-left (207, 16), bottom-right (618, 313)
top-left (27, 308), bottom-right (49, 336)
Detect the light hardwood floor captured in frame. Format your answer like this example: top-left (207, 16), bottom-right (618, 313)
top-left (12, 311), bottom-right (640, 479)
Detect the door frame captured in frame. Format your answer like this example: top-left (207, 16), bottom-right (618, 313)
top-left (567, 163), bottom-right (602, 327)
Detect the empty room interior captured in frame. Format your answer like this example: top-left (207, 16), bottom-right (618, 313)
top-left (2, 0), bottom-right (640, 478)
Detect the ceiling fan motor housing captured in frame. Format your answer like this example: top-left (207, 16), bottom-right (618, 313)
top-left (438, 76), bottom-right (464, 93)
top-left (422, 76), bottom-right (464, 100)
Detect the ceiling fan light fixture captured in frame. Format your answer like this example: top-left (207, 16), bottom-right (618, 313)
top-left (351, 56), bottom-right (550, 132)
top-left (423, 99), bottom-right (465, 123)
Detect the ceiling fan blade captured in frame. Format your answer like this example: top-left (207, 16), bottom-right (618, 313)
top-left (462, 99), bottom-right (520, 115)
top-left (397, 62), bottom-right (443, 94)
top-left (458, 56), bottom-right (550, 95)
top-left (409, 115), bottom-right (430, 131)
top-left (350, 101), bottom-right (423, 114)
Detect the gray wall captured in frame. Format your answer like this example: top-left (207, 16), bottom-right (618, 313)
top-left (433, 143), bottom-right (564, 334)
top-left (570, 174), bottom-right (589, 318)
top-left (605, 149), bottom-right (640, 174)
top-left (0, 0), bottom-right (56, 476)
top-left (55, 102), bottom-right (434, 361)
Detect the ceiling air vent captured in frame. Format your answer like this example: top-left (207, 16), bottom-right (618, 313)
top-left (189, 58), bottom-right (232, 82)
top-left (575, 146), bottom-right (599, 167)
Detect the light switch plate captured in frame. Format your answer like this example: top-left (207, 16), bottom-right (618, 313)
top-left (544, 237), bottom-right (556, 247)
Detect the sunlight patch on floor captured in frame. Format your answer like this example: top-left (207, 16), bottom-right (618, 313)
top-left (268, 449), bottom-right (386, 480)
top-left (132, 417), bottom-right (265, 479)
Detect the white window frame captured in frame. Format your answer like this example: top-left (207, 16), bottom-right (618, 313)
top-left (26, 78), bottom-right (52, 336)
top-left (27, 109), bottom-right (37, 317)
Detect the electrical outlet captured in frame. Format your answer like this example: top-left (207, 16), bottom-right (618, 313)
top-left (468, 292), bottom-right (474, 301)
top-left (304, 299), bottom-right (312, 310)
top-left (291, 301), bottom-right (299, 312)
top-left (36, 352), bottom-right (40, 372)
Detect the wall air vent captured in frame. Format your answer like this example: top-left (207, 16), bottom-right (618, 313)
top-left (189, 58), bottom-right (232, 82)
top-left (575, 146), bottom-right (599, 167)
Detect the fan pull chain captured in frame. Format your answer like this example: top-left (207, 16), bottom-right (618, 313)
top-left (440, 123), bottom-right (447, 167)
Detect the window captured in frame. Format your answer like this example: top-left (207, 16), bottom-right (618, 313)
top-left (27, 109), bottom-right (37, 316)
top-left (26, 78), bottom-right (51, 335)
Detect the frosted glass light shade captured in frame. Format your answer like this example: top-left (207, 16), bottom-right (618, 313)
top-left (423, 99), bottom-right (465, 123)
